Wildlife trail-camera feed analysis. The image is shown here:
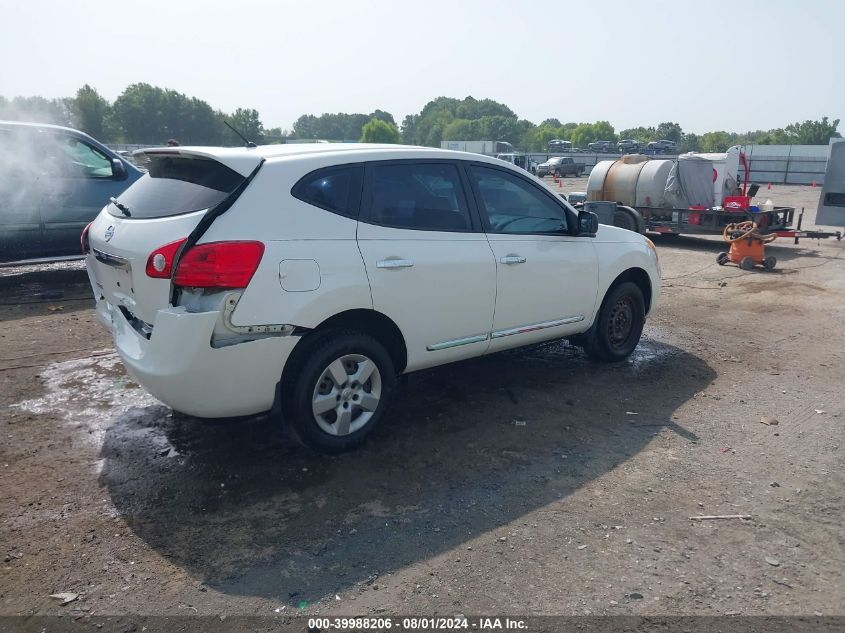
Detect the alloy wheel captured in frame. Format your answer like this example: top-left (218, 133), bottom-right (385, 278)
top-left (311, 353), bottom-right (382, 436)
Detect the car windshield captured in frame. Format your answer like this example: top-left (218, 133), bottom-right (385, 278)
top-left (547, 158), bottom-right (562, 164)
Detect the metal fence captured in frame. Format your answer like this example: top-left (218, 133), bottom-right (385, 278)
top-left (739, 144), bottom-right (828, 185)
top-left (109, 143), bottom-right (158, 152)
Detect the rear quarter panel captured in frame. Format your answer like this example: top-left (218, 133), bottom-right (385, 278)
top-left (200, 158), bottom-right (373, 328)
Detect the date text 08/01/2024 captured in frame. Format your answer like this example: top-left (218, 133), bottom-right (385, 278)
top-left (306, 616), bottom-right (528, 630)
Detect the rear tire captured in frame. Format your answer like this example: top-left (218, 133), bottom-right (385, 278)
top-left (282, 329), bottom-right (396, 453)
top-left (582, 282), bottom-right (646, 362)
top-left (763, 256), bottom-right (777, 270)
top-left (740, 256), bottom-right (755, 270)
top-left (717, 252), bottom-right (729, 265)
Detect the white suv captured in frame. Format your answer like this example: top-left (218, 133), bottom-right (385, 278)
top-left (84, 144), bottom-right (660, 452)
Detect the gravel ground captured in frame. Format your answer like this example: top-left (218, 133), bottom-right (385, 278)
top-left (1, 183), bottom-right (843, 622)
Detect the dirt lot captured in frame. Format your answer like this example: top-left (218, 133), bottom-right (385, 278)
top-left (1, 183), bottom-right (843, 621)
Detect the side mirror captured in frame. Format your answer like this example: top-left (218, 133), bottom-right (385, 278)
top-left (112, 158), bottom-right (128, 181)
top-left (578, 210), bottom-right (599, 235)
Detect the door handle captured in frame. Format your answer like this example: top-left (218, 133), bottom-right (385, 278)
top-left (500, 255), bottom-right (527, 265)
top-left (376, 258), bottom-right (414, 269)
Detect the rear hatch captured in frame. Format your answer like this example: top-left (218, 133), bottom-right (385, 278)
top-left (86, 150), bottom-right (255, 325)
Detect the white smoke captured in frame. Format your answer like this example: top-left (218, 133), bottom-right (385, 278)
top-left (0, 121), bottom-right (77, 220)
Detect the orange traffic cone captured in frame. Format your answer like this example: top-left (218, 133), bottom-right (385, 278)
top-left (812, 180), bottom-right (817, 188)
top-left (767, 183), bottom-right (772, 190)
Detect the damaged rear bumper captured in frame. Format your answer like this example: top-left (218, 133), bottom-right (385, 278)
top-left (96, 300), bottom-right (300, 418)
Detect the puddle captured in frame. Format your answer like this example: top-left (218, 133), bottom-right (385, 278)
top-left (501, 327), bottom-right (676, 370)
top-left (11, 352), bottom-right (165, 451)
top-left (0, 259), bottom-right (86, 278)
top-left (628, 338), bottom-right (678, 368)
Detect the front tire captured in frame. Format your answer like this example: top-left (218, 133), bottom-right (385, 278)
top-left (582, 282), bottom-right (646, 362)
top-left (282, 329), bottom-right (396, 453)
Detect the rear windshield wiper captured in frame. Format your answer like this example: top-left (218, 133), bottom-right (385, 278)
top-left (110, 197), bottom-right (131, 217)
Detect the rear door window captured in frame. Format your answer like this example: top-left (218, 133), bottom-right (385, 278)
top-left (365, 162), bottom-right (472, 232)
top-left (291, 164), bottom-right (363, 219)
top-left (109, 155), bottom-right (244, 219)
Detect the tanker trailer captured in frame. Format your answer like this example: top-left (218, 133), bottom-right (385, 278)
top-left (583, 147), bottom-right (807, 237)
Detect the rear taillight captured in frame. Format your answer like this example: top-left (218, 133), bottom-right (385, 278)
top-left (146, 238), bottom-right (187, 279)
top-left (173, 241), bottom-right (264, 289)
top-left (81, 222), bottom-right (93, 254)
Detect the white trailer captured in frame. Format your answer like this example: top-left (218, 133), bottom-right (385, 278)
top-left (440, 140), bottom-right (514, 155)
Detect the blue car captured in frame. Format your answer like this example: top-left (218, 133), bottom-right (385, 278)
top-left (0, 121), bottom-right (143, 262)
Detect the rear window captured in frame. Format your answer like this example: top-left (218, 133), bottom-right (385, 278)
top-left (108, 155), bottom-right (244, 219)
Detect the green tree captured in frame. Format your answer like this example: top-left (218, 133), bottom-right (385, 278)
top-left (416, 109), bottom-right (453, 147)
top-left (783, 117), bottom-right (841, 144)
top-left (679, 132), bottom-right (700, 152)
top-left (757, 128), bottom-right (789, 145)
top-left (369, 109), bottom-right (396, 127)
top-left (442, 118), bottom-right (480, 141)
top-left (223, 107), bottom-right (265, 145)
top-left (112, 83), bottom-right (221, 144)
top-left (291, 111), bottom-right (395, 141)
top-left (291, 114), bottom-right (318, 139)
top-left (523, 123), bottom-right (569, 151)
top-left (475, 115), bottom-right (521, 142)
top-left (570, 121), bottom-right (616, 149)
top-left (700, 131), bottom-right (732, 152)
top-left (513, 119), bottom-right (537, 149)
top-left (406, 96), bottom-right (518, 147)
top-left (568, 124), bottom-right (593, 149)
top-left (360, 118), bottom-right (401, 143)
top-left (400, 114), bottom-right (419, 144)
top-left (618, 126), bottom-right (655, 143)
top-left (655, 122), bottom-right (683, 143)
top-left (263, 127), bottom-right (289, 144)
top-left (72, 85), bottom-right (111, 140)
top-left (591, 120), bottom-right (616, 143)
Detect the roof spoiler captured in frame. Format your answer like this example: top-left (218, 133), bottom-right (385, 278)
top-left (132, 147), bottom-right (263, 178)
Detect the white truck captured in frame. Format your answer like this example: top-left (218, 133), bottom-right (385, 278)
top-left (495, 152), bottom-right (538, 175)
top-left (440, 140), bottom-right (514, 155)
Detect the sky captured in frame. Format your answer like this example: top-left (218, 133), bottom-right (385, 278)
top-left (1, 0), bottom-right (842, 135)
